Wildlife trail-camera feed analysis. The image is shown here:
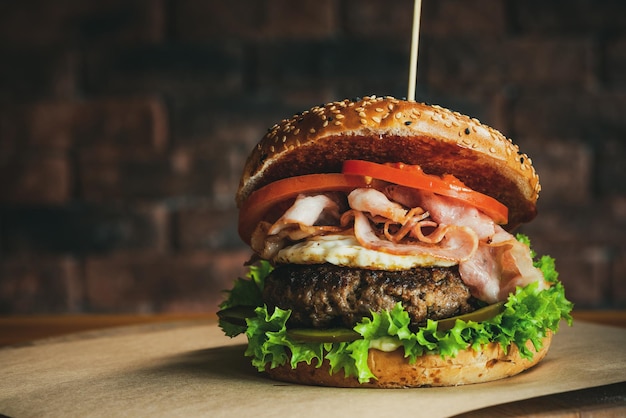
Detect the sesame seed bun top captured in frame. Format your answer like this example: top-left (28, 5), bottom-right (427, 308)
top-left (237, 96), bottom-right (540, 230)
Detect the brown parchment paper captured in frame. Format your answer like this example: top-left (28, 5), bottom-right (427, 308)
top-left (1, 320), bottom-right (625, 418)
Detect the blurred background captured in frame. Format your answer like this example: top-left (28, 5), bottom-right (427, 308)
top-left (0, 0), bottom-right (625, 316)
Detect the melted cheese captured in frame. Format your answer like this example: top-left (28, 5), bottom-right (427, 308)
top-left (274, 234), bottom-right (457, 270)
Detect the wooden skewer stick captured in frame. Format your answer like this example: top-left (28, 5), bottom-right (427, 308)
top-left (407, 0), bottom-right (422, 102)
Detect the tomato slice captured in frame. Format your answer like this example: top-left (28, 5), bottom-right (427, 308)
top-left (342, 160), bottom-right (508, 224)
top-left (238, 174), bottom-right (370, 244)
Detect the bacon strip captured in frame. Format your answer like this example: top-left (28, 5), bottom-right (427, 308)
top-left (420, 192), bottom-right (498, 241)
top-left (250, 221), bottom-right (284, 260)
top-left (394, 208), bottom-right (430, 241)
top-left (411, 220), bottom-right (448, 244)
top-left (458, 239), bottom-right (546, 303)
top-left (353, 211), bottom-right (478, 261)
top-left (348, 188), bottom-right (408, 224)
top-left (494, 238), bottom-right (547, 299)
top-left (268, 194), bottom-right (340, 236)
top-left (252, 194), bottom-right (342, 259)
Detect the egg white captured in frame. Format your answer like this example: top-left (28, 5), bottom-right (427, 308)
top-left (274, 234), bottom-right (457, 270)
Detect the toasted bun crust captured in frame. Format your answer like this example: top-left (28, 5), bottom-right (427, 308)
top-left (237, 96), bottom-right (540, 229)
top-left (265, 332), bottom-right (552, 388)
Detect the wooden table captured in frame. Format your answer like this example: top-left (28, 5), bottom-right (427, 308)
top-left (0, 312), bottom-right (216, 347)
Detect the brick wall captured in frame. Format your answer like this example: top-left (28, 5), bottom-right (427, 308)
top-left (1, 0), bottom-right (625, 314)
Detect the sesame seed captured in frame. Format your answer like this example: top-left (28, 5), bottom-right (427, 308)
top-left (356, 107), bottom-right (365, 112)
top-left (282, 135), bottom-right (287, 142)
top-left (388, 104), bottom-right (394, 111)
top-left (489, 147), bottom-right (496, 153)
top-left (310, 128), bottom-right (316, 133)
top-left (375, 108), bottom-right (384, 112)
top-left (334, 121), bottom-right (342, 126)
top-left (335, 114), bottom-right (345, 119)
top-left (360, 119), bottom-right (367, 125)
top-left (323, 121), bottom-right (329, 127)
top-left (359, 111), bottom-right (367, 118)
top-left (294, 128), bottom-right (300, 135)
top-left (395, 112), bottom-right (403, 119)
top-left (372, 116), bottom-right (381, 123)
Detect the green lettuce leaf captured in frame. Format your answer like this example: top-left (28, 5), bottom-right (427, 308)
top-left (218, 260), bottom-right (273, 336)
top-left (221, 235), bottom-right (573, 383)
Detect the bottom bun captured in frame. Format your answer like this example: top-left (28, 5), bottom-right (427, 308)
top-left (265, 332), bottom-right (552, 388)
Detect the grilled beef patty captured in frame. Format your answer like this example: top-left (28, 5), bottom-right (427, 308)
top-left (262, 263), bottom-right (479, 329)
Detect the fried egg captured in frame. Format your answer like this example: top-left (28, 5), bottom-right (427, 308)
top-left (274, 234), bottom-right (458, 270)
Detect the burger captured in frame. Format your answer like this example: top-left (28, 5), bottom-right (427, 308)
top-left (218, 96), bottom-right (573, 388)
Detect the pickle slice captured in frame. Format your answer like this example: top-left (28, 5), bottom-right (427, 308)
top-left (287, 328), bottom-right (362, 343)
top-left (436, 301), bottom-right (506, 331)
top-left (217, 306), bottom-right (257, 327)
